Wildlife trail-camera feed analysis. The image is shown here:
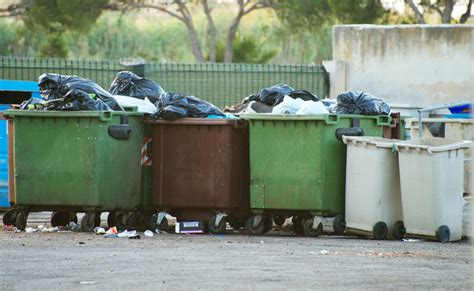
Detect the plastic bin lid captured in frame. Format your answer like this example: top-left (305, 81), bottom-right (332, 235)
top-left (342, 136), bottom-right (400, 149)
top-left (395, 137), bottom-right (472, 154)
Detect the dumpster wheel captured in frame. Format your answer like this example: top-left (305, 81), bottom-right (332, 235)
top-left (81, 213), bottom-right (100, 232)
top-left (3, 210), bottom-right (17, 226)
top-left (15, 212), bottom-right (28, 231)
top-left (393, 221), bottom-right (406, 240)
top-left (246, 215), bottom-right (271, 235)
top-left (209, 215), bottom-right (227, 234)
top-left (302, 217), bottom-right (323, 237)
top-left (333, 214), bottom-right (346, 235)
top-left (436, 225), bottom-right (450, 243)
top-left (372, 222), bottom-right (388, 240)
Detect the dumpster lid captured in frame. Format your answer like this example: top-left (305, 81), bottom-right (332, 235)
top-left (343, 136), bottom-right (400, 149)
top-left (395, 137), bottom-right (472, 154)
top-left (145, 118), bottom-right (245, 126)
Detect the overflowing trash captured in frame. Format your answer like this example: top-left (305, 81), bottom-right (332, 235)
top-left (332, 91), bottom-right (391, 115)
top-left (21, 73), bottom-right (123, 111)
top-left (228, 84), bottom-right (322, 115)
top-left (252, 84), bottom-right (320, 107)
top-left (157, 93), bottom-right (225, 120)
top-left (109, 71), bottom-right (165, 103)
top-left (272, 96), bottom-right (329, 115)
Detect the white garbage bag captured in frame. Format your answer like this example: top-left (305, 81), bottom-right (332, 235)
top-left (113, 95), bottom-right (157, 114)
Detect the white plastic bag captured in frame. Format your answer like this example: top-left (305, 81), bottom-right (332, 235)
top-left (113, 95), bottom-right (157, 114)
top-left (296, 101), bottom-right (329, 114)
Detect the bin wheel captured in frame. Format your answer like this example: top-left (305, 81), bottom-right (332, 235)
top-left (107, 211), bottom-right (116, 227)
top-left (15, 212), bottom-right (28, 231)
top-left (51, 211), bottom-right (69, 227)
top-left (81, 213), bottom-right (100, 232)
top-left (372, 221), bottom-right (388, 240)
top-left (209, 216), bottom-right (227, 234)
top-left (393, 221), bottom-right (406, 240)
top-left (245, 215), bottom-right (268, 235)
top-left (333, 214), bottom-right (346, 235)
top-left (227, 217), bottom-right (246, 230)
top-left (273, 216), bottom-right (286, 227)
top-left (436, 225), bottom-right (450, 243)
top-left (115, 212), bottom-right (127, 231)
top-left (302, 217), bottom-right (323, 237)
top-left (3, 210), bottom-right (17, 226)
top-left (125, 212), bottom-right (138, 230)
top-left (292, 217), bottom-right (305, 235)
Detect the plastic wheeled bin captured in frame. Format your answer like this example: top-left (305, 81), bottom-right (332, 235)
top-left (240, 114), bottom-right (391, 237)
top-left (2, 109), bottom-right (154, 232)
top-left (395, 137), bottom-right (472, 242)
top-left (146, 118), bottom-right (251, 234)
top-left (342, 136), bottom-right (404, 240)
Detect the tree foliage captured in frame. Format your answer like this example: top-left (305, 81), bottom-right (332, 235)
top-left (275, 0), bottom-right (387, 30)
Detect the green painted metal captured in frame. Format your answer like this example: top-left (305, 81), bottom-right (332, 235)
top-left (4, 109), bottom-right (148, 211)
top-left (0, 56), bottom-right (329, 108)
top-left (241, 114), bottom-right (391, 216)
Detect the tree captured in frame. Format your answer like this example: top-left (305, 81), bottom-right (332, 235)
top-left (0, 0), bottom-right (113, 57)
top-left (404, 0), bottom-right (473, 24)
top-left (275, 0), bottom-right (387, 30)
top-left (114, 0), bottom-right (274, 62)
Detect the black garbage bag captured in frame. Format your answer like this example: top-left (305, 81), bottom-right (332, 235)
top-left (158, 93), bottom-right (225, 120)
top-left (108, 71), bottom-right (165, 103)
top-left (251, 84), bottom-right (321, 107)
top-left (38, 73), bottom-right (122, 111)
top-left (332, 91), bottom-right (391, 115)
top-left (286, 90), bottom-right (320, 103)
top-left (257, 84), bottom-right (294, 106)
top-left (49, 89), bottom-right (112, 111)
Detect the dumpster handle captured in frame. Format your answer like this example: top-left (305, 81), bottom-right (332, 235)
top-left (99, 111), bottom-right (113, 122)
top-left (108, 115), bottom-right (132, 140)
top-left (376, 115), bottom-right (391, 126)
top-left (325, 114), bottom-right (339, 125)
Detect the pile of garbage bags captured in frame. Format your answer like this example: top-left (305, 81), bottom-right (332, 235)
top-left (228, 84), bottom-right (390, 116)
top-left (21, 73), bottom-right (123, 111)
top-left (20, 71), bottom-right (225, 120)
top-left (157, 93), bottom-right (224, 121)
top-left (19, 73), bottom-right (390, 118)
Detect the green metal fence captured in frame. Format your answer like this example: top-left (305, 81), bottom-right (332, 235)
top-left (0, 56), bottom-right (329, 108)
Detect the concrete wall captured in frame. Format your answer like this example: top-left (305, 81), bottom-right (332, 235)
top-left (332, 25), bottom-right (474, 107)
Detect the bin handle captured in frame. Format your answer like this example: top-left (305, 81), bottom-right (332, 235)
top-left (99, 111), bottom-right (113, 122)
top-left (324, 114), bottom-right (339, 125)
top-left (376, 115), bottom-right (391, 126)
top-left (108, 115), bottom-right (132, 140)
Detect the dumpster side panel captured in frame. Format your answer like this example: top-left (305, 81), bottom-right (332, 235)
top-left (247, 115), bottom-right (387, 216)
top-left (13, 113), bottom-right (144, 210)
top-left (152, 120), bottom-right (249, 215)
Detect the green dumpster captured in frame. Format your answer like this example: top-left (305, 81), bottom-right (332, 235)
top-left (3, 109), bottom-right (153, 232)
top-left (240, 114), bottom-right (391, 236)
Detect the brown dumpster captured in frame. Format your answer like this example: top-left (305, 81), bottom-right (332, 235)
top-left (146, 118), bottom-right (250, 234)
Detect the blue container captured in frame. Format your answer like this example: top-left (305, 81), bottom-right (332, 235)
top-left (449, 104), bottom-right (471, 114)
top-left (0, 80), bottom-right (40, 208)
